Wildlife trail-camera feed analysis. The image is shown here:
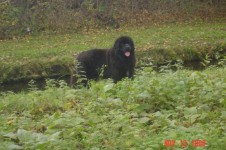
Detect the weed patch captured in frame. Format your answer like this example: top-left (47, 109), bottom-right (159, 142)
top-left (0, 66), bottom-right (225, 149)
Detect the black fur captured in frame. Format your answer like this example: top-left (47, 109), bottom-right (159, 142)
top-left (75, 36), bottom-right (135, 84)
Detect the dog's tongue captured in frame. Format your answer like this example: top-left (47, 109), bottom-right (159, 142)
top-left (124, 51), bottom-right (130, 57)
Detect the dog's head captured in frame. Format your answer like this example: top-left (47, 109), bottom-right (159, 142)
top-left (113, 36), bottom-right (135, 58)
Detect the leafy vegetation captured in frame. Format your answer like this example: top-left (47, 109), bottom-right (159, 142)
top-left (0, 65), bottom-right (225, 149)
top-left (1, 22), bottom-right (226, 83)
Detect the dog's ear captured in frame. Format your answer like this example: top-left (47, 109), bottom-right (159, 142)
top-left (113, 38), bottom-right (121, 55)
top-left (130, 40), bottom-right (135, 52)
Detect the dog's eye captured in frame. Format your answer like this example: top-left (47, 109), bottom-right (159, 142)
top-left (124, 44), bottom-right (131, 49)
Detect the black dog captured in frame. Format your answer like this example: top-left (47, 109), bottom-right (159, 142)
top-left (75, 36), bottom-right (135, 85)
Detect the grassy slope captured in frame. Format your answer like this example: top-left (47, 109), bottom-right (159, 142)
top-left (0, 22), bottom-right (226, 83)
top-left (0, 67), bottom-right (225, 149)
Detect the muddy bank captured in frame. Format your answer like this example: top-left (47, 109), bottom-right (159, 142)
top-left (0, 48), bottom-right (225, 93)
top-left (0, 75), bottom-right (72, 93)
top-left (0, 60), bottom-right (221, 93)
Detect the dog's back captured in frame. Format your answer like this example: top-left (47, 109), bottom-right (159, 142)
top-left (76, 49), bottom-right (109, 80)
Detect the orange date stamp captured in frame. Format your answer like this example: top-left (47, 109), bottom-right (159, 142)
top-left (164, 139), bottom-right (206, 148)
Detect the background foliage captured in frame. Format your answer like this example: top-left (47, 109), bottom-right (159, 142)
top-left (1, 0), bottom-right (226, 39)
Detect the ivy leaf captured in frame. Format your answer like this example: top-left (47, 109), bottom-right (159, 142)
top-left (104, 83), bottom-right (114, 92)
top-left (138, 117), bottom-right (150, 124)
top-left (185, 107), bottom-right (197, 115)
top-left (221, 111), bottom-right (226, 120)
top-left (138, 90), bottom-right (151, 99)
top-left (3, 132), bottom-right (17, 140)
top-left (190, 114), bottom-right (200, 124)
top-left (8, 144), bottom-right (23, 150)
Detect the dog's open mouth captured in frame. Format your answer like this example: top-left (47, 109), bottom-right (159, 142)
top-left (124, 51), bottom-right (130, 57)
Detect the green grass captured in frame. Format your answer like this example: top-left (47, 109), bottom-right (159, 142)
top-left (1, 22), bottom-right (226, 59)
top-left (0, 22), bottom-right (226, 83)
top-left (0, 66), bottom-right (225, 149)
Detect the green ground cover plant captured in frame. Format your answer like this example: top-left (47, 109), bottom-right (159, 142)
top-left (0, 22), bottom-right (226, 83)
top-left (0, 65), bottom-right (225, 149)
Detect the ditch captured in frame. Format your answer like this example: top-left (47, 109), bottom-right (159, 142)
top-left (0, 59), bottom-right (221, 93)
